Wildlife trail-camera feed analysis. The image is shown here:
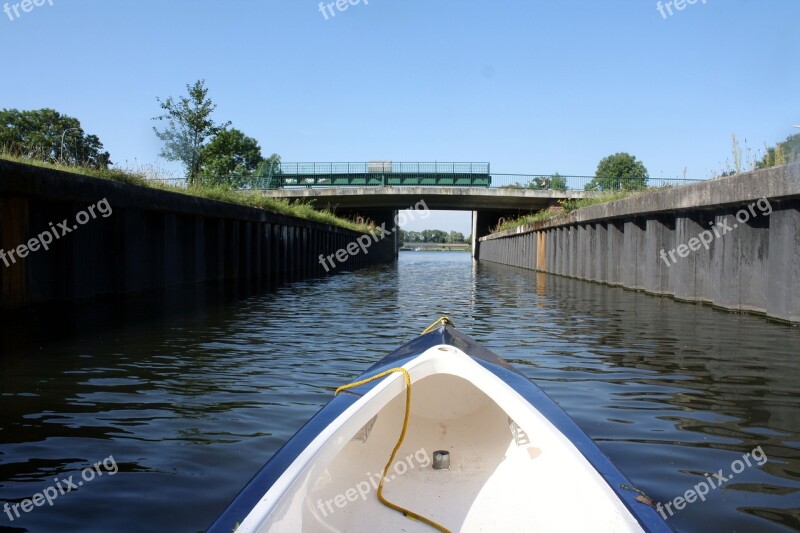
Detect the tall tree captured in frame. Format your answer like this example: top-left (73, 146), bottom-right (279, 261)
top-left (153, 80), bottom-right (229, 184)
top-left (585, 152), bottom-right (649, 191)
top-left (0, 108), bottom-right (110, 168)
top-left (198, 128), bottom-right (264, 187)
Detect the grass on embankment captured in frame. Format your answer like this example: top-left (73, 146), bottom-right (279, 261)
top-left (0, 154), bottom-right (371, 233)
top-left (491, 191), bottom-right (635, 233)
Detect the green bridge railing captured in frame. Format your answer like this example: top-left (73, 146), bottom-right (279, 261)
top-left (258, 162), bottom-right (492, 188)
top-left (145, 162), bottom-right (703, 191)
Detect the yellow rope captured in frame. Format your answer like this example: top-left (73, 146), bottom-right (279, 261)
top-left (335, 368), bottom-right (451, 533)
top-left (421, 316), bottom-right (452, 335)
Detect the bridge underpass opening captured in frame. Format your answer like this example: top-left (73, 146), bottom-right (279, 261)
top-left (396, 209), bottom-right (473, 251)
top-left (324, 207), bottom-right (547, 258)
top-left (268, 186), bottom-right (558, 258)
top-left (390, 208), bottom-right (531, 257)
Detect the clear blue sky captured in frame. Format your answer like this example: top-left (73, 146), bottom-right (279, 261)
top-left (2, 0), bottom-right (798, 234)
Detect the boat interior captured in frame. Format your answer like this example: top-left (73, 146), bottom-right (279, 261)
top-left (244, 345), bottom-right (643, 532)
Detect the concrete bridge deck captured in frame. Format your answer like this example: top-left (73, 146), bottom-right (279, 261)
top-left (264, 186), bottom-right (591, 211)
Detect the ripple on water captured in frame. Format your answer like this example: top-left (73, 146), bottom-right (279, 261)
top-left (1, 252), bottom-right (798, 532)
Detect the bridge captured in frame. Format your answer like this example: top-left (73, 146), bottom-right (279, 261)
top-left (259, 162), bottom-right (700, 251)
top-left (256, 161), bottom-right (655, 191)
top-left (257, 161), bottom-right (697, 192)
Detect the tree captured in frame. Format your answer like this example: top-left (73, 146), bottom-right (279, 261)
top-left (421, 229), bottom-right (448, 243)
top-left (525, 177), bottom-right (548, 190)
top-left (398, 230), bottom-right (423, 245)
top-left (585, 152), bottom-right (648, 191)
top-left (264, 153), bottom-right (281, 170)
top-left (447, 231), bottom-right (466, 243)
top-left (153, 80), bottom-right (229, 184)
top-left (549, 172), bottom-right (568, 191)
top-left (757, 133), bottom-right (800, 169)
top-left (0, 108), bottom-right (110, 168)
top-left (198, 128), bottom-right (264, 187)
top-left (525, 173), bottom-right (568, 191)
top-left (254, 153), bottom-right (283, 188)
top-left (403, 230), bottom-right (422, 243)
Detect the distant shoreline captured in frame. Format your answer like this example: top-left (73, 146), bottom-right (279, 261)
top-left (400, 246), bottom-right (470, 252)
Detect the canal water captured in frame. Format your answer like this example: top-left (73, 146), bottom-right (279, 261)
top-left (1, 252), bottom-right (798, 532)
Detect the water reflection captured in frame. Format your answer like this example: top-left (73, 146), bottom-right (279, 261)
top-left (0, 252), bottom-right (798, 532)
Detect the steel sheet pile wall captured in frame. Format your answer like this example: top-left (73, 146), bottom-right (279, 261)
top-left (0, 160), bottom-right (396, 311)
top-left (477, 163), bottom-right (800, 324)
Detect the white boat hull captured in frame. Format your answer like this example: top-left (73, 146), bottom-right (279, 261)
top-left (210, 326), bottom-right (670, 532)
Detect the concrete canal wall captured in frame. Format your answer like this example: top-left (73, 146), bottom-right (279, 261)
top-left (477, 163), bottom-right (800, 324)
top-left (0, 160), bottom-right (396, 312)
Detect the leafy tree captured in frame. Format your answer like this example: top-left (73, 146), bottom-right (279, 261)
top-left (757, 133), bottom-right (800, 169)
top-left (0, 108), bottom-right (110, 167)
top-left (198, 128), bottom-right (264, 187)
top-left (524, 173), bottom-right (568, 191)
top-left (549, 172), bottom-right (568, 191)
top-left (264, 153), bottom-right (281, 169)
top-left (262, 153), bottom-right (282, 181)
top-left (254, 153), bottom-right (283, 188)
top-left (421, 229), bottom-right (448, 243)
top-left (400, 229), bottom-right (468, 245)
top-left (447, 231), bottom-right (466, 243)
top-left (153, 80), bottom-right (229, 184)
top-left (585, 152), bottom-right (648, 191)
top-left (525, 177), bottom-right (548, 190)
top-left (403, 230), bottom-right (422, 243)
